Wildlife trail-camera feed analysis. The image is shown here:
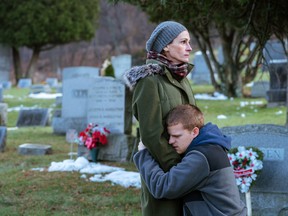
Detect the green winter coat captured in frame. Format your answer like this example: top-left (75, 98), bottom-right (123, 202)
top-left (124, 59), bottom-right (196, 216)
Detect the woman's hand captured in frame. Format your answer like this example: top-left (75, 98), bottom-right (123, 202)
top-left (138, 140), bottom-right (146, 151)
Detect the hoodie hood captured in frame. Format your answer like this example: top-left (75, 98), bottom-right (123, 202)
top-left (186, 122), bottom-right (231, 154)
top-left (122, 63), bottom-right (165, 90)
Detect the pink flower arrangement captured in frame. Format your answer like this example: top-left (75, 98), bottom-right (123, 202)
top-left (78, 123), bottom-right (110, 150)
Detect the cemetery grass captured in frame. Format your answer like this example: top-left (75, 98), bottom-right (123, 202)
top-left (1, 86), bottom-right (287, 215)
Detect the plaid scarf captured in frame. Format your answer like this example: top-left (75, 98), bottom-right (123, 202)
top-left (147, 51), bottom-right (190, 78)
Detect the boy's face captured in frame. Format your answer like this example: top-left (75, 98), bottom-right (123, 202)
top-left (168, 123), bottom-right (199, 154)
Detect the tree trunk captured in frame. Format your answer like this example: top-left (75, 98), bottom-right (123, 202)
top-left (12, 47), bottom-right (23, 83)
top-left (24, 47), bottom-right (40, 79)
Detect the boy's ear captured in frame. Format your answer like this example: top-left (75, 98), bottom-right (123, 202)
top-left (192, 127), bottom-right (200, 138)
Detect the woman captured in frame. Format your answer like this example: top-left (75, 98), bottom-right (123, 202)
top-left (123, 21), bottom-right (196, 216)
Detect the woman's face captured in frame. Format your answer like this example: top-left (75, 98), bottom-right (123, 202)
top-left (164, 30), bottom-right (192, 64)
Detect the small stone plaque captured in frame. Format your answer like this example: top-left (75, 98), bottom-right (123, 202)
top-left (30, 84), bottom-right (51, 94)
top-left (18, 143), bottom-right (52, 155)
top-left (16, 108), bottom-right (49, 127)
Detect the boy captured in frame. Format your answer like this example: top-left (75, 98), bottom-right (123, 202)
top-left (134, 104), bottom-right (247, 216)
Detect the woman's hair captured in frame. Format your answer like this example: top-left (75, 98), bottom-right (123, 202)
top-left (166, 104), bottom-right (204, 131)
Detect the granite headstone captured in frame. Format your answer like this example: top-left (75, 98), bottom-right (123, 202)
top-left (266, 60), bottom-right (287, 107)
top-left (111, 54), bottom-right (132, 79)
top-left (87, 77), bottom-right (125, 134)
top-left (61, 66), bottom-right (99, 118)
top-left (1, 81), bottom-right (12, 89)
top-left (17, 78), bottom-right (32, 88)
top-left (45, 78), bottom-right (58, 88)
top-left (191, 51), bottom-right (212, 84)
top-left (0, 103), bottom-right (8, 126)
top-left (0, 44), bottom-right (11, 83)
top-left (221, 124), bottom-right (288, 216)
top-left (0, 126), bottom-right (7, 152)
top-left (16, 108), bottom-right (49, 127)
top-left (263, 40), bottom-right (287, 71)
top-left (0, 84), bottom-right (2, 102)
top-left (251, 81), bottom-right (269, 98)
top-left (77, 77), bottom-right (134, 162)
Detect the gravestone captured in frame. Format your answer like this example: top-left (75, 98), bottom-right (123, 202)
top-left (18, 143), bottom-right (52, 155)
top-left (16, 108), bottom-right (49, 127)
top-left (62, 67), bottom-right (99, 118)
top-left (52, 117), bottom-right (87, 135)
top-left (0, 103), bottom-right (8, 126)
top-left (1, 81), bottom-right (12, 89)
top-left (266, 60), bottom-right (288, 107)
top-left (77, 76), bottom-right (134, 162)
top-left (17, 78), bottom-right (32, 88)
top-left (98, 134), bottom-right (134, 162)
top-left (111, 54), bottom-right (132, 79)
top-left (0, 84), bottom-right (2, 102)
top-left (263, 40), bottom-right (287, 71)
top-left (77, 134), bottom-right (135, 162)
top-left (62, 66), bottom-right (99, 80)
top-left (52, 67), bottom-right (99, 134)
top-left (56, 85), bottom-right (62, 93)
top-left (221, 124), bottom-right (288, 216)
top-left (55, 96), bottom-right (62, 106)
top-left (0, 44), bottom-right (11, 83)
top-left (30, 84), bottom-right (51, 94)
top-left (0, 126), bottom-right (7, 152)
top-left (191, 51), bottom-right (212, 84)
top-left (87, 77), bottom-right (126, 134)
top-left (45, 78), bottom-right (58, 88)
top-left (52, 109), bottom-right (61, 118)
top-left (251, 81), bottom-right (269, 98)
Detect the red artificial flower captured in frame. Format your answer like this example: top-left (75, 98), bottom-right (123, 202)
top-left (78, 123), bottom-right (110, 150)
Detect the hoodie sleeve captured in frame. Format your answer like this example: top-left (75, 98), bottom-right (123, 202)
top-left (134, 149), bottom-right (210, 199)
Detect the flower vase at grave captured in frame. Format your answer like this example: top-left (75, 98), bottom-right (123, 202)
top-left (90, 147), bottom-right (99, 162)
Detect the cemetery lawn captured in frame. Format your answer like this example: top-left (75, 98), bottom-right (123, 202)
top-left (1, 86), bottom-right (286, 215)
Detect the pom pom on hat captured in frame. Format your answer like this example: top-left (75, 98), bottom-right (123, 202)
top-left (146, 21), bottom-right (187, 53)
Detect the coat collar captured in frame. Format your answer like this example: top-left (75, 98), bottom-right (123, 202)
top-left (122, 59), bottom-right (194, 90)
top-left (122, 60), bottom-right (165, 90)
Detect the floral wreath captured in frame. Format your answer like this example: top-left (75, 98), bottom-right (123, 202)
top-left (228, 146), bottom-right (264, 193)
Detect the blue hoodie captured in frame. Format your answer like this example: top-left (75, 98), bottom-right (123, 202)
top-left (185, 122), bottom-right (231, 154)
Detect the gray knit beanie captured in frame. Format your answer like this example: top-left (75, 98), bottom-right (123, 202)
top-left (146, 21), bottom-right (187, 53)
